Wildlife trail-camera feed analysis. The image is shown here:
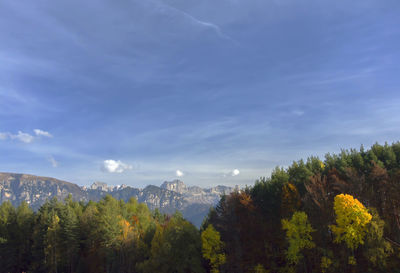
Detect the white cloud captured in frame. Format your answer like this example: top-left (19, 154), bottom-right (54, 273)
top-left (11, 131), bottom-right (34, 143)
top-left (48, 155), bottom-right (58, 167)
top-left (101, 159), bottom-right (133, 173)
top-left (176, 170), bottom-right (184, 177)
top-left (0, 129), bottom-right (52, 143)
top-left (231, 169), bottom-right (240, 176)
top-left (34, 129), bottom-right (53, 138)
top-left (222, 169), bottom-right (241, 177)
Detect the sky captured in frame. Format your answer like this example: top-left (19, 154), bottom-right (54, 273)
top-left (0, 0), bottom-right (399, 188)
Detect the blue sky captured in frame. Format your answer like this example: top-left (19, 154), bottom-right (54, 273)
top-left (0, 0), bottom-right (399, 188)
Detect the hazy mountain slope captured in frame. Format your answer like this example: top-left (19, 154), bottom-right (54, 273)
top-left (0, 172), bottom-right (86, 209)
top-left (0, 173), bottom-right (234, 226)
top-left (160, 180), bottom-right (235, 225)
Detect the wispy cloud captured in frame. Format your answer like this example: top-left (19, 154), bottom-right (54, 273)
top-left (12, 131), bottom-right (35, 143)
top-left (0, 131), bottom-right (34, 143)
top-left (154, 0), bottom-right (236, 43)
top-left (34, 129), bottom-right (53, 138)
top-left (101, 160), bottom-right (133, 173)
top-left (0, 129), bottom-right (53, 143)
top-left (48, 155), bottom-right (58, 167)
top-left (170, 8), bottom-right (231, 40)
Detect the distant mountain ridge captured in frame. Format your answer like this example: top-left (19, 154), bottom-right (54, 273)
top-left (0, 172), bottom-right (235, 226)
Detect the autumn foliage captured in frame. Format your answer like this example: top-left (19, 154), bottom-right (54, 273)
top-left (1, 142), bottom-right (400, 272)
top-left (331, 194), bottom-right (372, 250)
top-left (206, 142), bottom-right (400, 273)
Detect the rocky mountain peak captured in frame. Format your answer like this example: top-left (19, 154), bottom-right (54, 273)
top-left (160, 180), bottom-right (187, 194)
top-left (90, 181), bottom-right (109, 191)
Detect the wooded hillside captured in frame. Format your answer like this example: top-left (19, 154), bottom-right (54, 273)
top-left (1, 142), bottom-right (400, 273)
top-left (204, 142), bottom-right (400, 273)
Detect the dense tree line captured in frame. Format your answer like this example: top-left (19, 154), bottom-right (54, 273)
top-left (204, 142), bottom-right (400, 273)
top-left (0, 195), bottom-right (204, 273)
top-left (1, 142), bottom-right (400, 272)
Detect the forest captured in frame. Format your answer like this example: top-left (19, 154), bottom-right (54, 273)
top-left (1, 142), bottom-right (400, 273)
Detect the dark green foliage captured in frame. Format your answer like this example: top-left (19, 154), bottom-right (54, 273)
top-left (139, 212), bottom-right (204, 273)
top-left (0, 201), bottom-right (34, 273)
top-left (0, 195), bottom-right (204, 273)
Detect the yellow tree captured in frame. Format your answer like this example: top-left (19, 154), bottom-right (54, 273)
top-left (201, 224), bottom-right (226, 273)
top-left (118, 215), bottom-right (138, 243)
top-left (331, 194), bottom-right (372, 251)
top-left (118, 215), bottom-right (140, 272)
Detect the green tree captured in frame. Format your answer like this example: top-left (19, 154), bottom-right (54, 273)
top-left (282, 211), bottom-right (315, 265)
top-left (141, 213), bottom-right (204, 273)
top-left (0, 202), bottom-right (34, 272)
top-left (362, 209), bottom-right (393, 270)
top-left (58, 204), bottom-right (80, 273)
top-left (45, 213), bottom-right (60, 273)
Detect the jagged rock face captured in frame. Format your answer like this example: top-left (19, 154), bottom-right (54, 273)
top-left (160, 180), bottom-right (187, 194)
top-left (159, 180), bottom-right (235, 226)
top-left (90, 181), bottom-right (109, 191)
top-left (164, 181), bottom-right (235, 206)
top-left (0, 172), bottom-right (234, 227)
top-left (140, 185), bottom-right (185, 213)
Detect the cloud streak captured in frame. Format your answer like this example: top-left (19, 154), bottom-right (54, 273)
top-left (34, 129), bottom-right (53, 138)
top-left (0, 129), bottom-right (53, 143)
top-left (48, 155), bottom-right (58, 167)
top-left (0, 131), bottom-right (34, 143)
top-left (165, 4), bottom-right (233, 41)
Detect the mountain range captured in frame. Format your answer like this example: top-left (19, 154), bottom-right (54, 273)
top-left (0, 172), bottom-right (236, 226)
